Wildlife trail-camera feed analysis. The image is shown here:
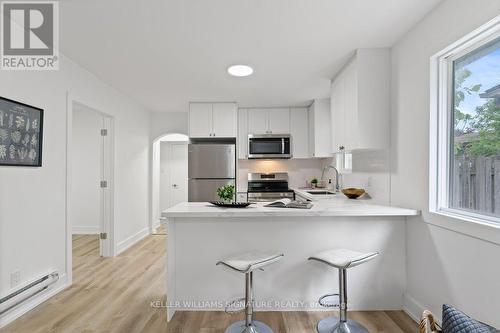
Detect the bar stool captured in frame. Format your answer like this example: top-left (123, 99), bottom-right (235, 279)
top-left (217, 252), bottom-right (284, 333)
top-left (308, 248), bottom-right (379, 333)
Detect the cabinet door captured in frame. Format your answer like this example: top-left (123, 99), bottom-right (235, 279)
top-left (308, 104), bottom-right (316, 157)
top-left (331, 74), bottom-right (345, 152)
top-left (189, 103), bottom-right (212, 138)
top-left (268, 108), bottom-right (290, 134)
top-left (311, 99), bottom-right (331, 157)
top-left (238, 109), bottom-right (248, 159)
top-left (342, 61), bottom-right (358, 150)
top-left (212, 103), bottom-right (237, 137)
top-left (290, 108), bottom-right (308, 158)
top-left (247, 109), bottom-right (269, 134)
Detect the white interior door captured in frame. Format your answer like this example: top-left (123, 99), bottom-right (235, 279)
top-left (71, 102), bottom-right (113, 257)
top-left (160, 141), bottom-right (188, 212)
top-left (99, 116), bottom-right (113, 257)
top-left (169, 143), bottom-right (188, 207)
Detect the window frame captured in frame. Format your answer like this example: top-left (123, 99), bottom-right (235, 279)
top-left (430, 16), bottom-right (500, 227)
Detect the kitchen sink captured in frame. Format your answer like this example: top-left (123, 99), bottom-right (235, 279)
top-left (306, 191), bottom-right (336, 195)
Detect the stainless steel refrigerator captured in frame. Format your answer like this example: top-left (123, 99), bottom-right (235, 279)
top-left (188, 143), bottom-right (236, 202)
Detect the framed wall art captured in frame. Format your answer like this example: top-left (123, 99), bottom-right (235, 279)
top-left (0, 97), bottom-right (43, 167)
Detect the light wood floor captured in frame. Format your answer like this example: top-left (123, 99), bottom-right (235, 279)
top-left (2, 234), bottom-right (418, 333)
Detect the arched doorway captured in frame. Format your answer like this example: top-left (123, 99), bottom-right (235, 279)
top-left (151, 133), bottom-right (189, 234)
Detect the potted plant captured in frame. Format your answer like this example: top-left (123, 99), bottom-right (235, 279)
top-left (310, 178), bottom-right (318, 189)
top-left (217, 184), bottom-right (235, 204)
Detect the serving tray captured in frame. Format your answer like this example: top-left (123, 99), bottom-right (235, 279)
top-left (209, 201), bottom-right (252, 208)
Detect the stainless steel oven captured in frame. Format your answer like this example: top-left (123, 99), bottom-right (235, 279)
top-left (247, 134), bottom-right (291, 159)
top-left (247, 172), bottom-right (295, 202)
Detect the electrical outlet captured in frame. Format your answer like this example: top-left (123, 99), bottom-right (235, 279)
top-left (10, 270), bottom-right (21, 288)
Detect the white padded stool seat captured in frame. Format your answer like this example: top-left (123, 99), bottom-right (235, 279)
top-left (309, 248), bottom-right (378, 269)
top-left (217, 252), bottom-right (284, 273)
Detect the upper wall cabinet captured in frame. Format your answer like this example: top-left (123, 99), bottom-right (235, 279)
top-left (189, 102), bottom-right (237, 138)
top-left (238, 108), bottom-right (248, 159)
top-left (290, 108), bottom-right (309, 158)
top-left (308, 99), bottom-right (331, 158)
top-left (330, 49), bottom-right (390, 152)
top-left (247, 108), bottom-right (290, 135)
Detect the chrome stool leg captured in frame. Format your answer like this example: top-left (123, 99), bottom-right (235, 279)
top-left (317, 269), bottom-right (369, 333)
top-left (225, 272), bottom-right (274, 333)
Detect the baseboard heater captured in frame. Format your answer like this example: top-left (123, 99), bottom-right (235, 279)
top-left (0, 271), bottom-right (59, 315)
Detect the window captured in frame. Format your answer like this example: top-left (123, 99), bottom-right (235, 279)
top-left (430, 17), bottom-right (500, 225)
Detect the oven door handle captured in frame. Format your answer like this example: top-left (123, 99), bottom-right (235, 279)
top-left (281, 138), bottom-right (285, 154)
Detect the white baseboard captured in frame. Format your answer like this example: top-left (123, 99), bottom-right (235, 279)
top-left (116, 227), bottom-right (150, 255)
top-left (72, 226), bottom-right (99, 234)
top-left (152, 219), bottom-right (161, 230)
top-left (0, 274), bottom-right (70, 328)
top-left (403, 292), bottom-right (425, 323)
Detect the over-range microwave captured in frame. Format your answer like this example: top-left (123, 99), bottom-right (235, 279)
top-left (247, 134), bottom-right (292, 159)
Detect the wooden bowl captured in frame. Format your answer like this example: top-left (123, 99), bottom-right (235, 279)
top-left (341, 188), bottom-right (365, 199)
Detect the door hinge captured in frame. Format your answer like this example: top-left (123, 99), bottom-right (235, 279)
top-left (100, 180), bottom-right (108, 188)
top-left (100, 232), bottom-right (108, 240)
top-left (101, 129), bottom-right (108, 136)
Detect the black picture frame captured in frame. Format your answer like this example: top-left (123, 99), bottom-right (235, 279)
top-left (0, 96), bottom-right (44, 167)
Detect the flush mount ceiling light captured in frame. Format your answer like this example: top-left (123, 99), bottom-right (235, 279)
top-left (227, 64), bottom-right (253, 77)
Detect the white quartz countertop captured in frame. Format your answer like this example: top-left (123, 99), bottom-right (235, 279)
top-left (162, 199), bottom-right (419, 218)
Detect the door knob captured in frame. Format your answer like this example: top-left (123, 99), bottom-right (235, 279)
top-left (172, 184), bottom-right (178, 188)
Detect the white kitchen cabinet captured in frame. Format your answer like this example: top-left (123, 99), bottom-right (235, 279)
top-left (330, 49), bottom-right (390, 152)
top-left (247, 108), bottom-right (290, 135)
top-left (330, 75), bottom-right (344, 153)
top-left (247, 108), bottom-right (269, 134)
top-left (238, 108), bottom-right (248, 159)
top-left (189, 103), bottom-right (212, 138)
top-left (290, 108), bottom-right (309, 158)
top-left (308, 99), bottom-right (331, 158)
top-left (212, 103), bottom-right (237, 137)
top-left (268, 108), bottom-right (290, 134)
top-left (189, 102), bottom-right (237, 138)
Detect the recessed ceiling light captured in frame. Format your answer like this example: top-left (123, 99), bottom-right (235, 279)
top-left (227, 65), bottom-right (253, 77)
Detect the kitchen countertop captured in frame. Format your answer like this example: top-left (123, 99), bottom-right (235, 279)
top-left (162, 199), bottom-right (419, 218)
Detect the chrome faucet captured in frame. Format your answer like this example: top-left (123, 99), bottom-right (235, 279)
top-left (321, 164), bottom-right (341, 192)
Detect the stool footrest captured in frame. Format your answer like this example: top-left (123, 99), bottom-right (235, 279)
top-left (318, 293), bottom-right (340, 308)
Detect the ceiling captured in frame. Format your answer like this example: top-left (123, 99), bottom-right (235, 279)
top-left (59, 0), bottom-right (442, 112)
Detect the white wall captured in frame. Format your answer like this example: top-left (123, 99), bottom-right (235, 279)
top-left (0, 54), bottom-right (151, 326)
top-left (391, 0), bottom-right (500, 326)
top-left (150, 112), bottom-right (188, 140)
top-left (71, 105), bottom-right (102, 234)
top-left (332, 150), bottom-right (391, 204)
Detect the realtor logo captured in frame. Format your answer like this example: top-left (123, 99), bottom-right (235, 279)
top-left (1, 1), bottom-right (59, 70)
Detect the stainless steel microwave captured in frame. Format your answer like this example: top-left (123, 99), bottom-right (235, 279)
top-left (247, 134), bottom-right (292, 159)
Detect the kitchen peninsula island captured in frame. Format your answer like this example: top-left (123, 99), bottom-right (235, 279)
top-left (162, 200), bottom-right (418, 321)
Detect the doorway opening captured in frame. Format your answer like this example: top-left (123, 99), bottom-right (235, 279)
top-left (151, 133), bottom-right (188, 235)
top-left (68, 100), bottom-right (114, 265)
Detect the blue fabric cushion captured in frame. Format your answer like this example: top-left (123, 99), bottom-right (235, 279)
top-left (442, 304), bottom-right (498, 333)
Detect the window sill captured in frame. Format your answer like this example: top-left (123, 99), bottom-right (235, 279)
top-left (428, 209), bottom-right (500, 245)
